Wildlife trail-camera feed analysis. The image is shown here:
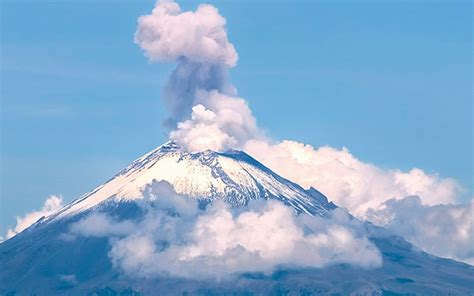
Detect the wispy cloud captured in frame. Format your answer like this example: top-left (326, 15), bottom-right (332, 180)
top-left (4, 195), bottom-right (63, 239)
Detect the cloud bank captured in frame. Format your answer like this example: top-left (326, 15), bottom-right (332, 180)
top-left (366, 196), bottom-right (474, 265)
top-left (244, 140), bottom-right (462, 217)
top-left (243, 141), bottom-right (472, 265)
top-left (70, 181), bottom-right (382, 279)
top-left (5, 195), bottom-right (63, 239)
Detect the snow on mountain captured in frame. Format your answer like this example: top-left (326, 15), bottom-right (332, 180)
top-left (52, 139), bottom-right (333, 220)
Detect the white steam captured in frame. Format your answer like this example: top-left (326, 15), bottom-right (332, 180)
top-left (135, 0), bottom-right (237, 66)
top-left (70, 181), bottom-right (382, 278)
top-left (169, 91), bottom-right (260, 152)
top-left (135, 0), bottom-right (261, 150)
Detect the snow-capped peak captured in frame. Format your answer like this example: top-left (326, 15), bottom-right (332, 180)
top-left (53, 140), bottom-right (333, 219)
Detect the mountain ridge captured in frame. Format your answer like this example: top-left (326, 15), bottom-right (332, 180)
top-left (49, 139), bottom-right (334, 223)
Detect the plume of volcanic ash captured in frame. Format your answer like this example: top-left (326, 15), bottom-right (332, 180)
top-left (135, 0), bottom-right (261, 152)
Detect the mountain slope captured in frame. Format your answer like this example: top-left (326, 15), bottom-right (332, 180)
top-left (0, 141), bottom-right (473, 295)
top-left (52, 140), bottom-right (333, 220)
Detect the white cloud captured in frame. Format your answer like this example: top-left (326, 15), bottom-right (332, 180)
top-left (365, 196), bottom-right (474, 265)
top-left (5, 195), bottom-right (63, 239)
top-left (69, 212), bottom-right (135, 238)
top-left (170, 90), bottom-right (260, 152)
top-left (244, 140), bottom-right (462, 217)
top-left (165, 201), bottom-right (382, 277)
top-left (70, 181), bottom-right (382, 279)
top-left (170, 104), bottom-right (238, 152)
top-left (135, 0), bottom-right (237, 67)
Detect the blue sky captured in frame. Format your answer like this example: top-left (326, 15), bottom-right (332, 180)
top-left (1, 0), bottom-right (472, 233)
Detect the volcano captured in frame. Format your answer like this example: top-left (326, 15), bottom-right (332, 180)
top-left (52, 140), bottom-right (334, 220)
top-left (0, 141), bottom-right (472, 295)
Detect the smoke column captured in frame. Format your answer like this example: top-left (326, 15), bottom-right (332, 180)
top-left (135, 0), bottom-right (260, 151)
